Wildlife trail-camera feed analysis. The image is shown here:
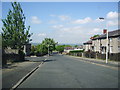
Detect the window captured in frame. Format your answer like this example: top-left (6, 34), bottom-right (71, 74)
top-left (118, 36), bottom-right (120, 41)
top-left (118, 46), bottom-right (120, 52)
top-left (110, 46), bottom-right (113, 53)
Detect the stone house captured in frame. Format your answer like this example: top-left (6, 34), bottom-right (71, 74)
top-left (91, 29), bottom-right (120, 54)
top-left (83, 40), bottom-right (92, 52)
top-left (64, 47), bottom-right (74, 53)
top-left (23, 43), bottom-right (31, 56)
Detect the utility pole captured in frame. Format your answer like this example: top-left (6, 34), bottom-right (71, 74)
top-left (48, 45), bottom-right (49, 56)
top-left (99, 17), bottom-right (108, 63)
top-left (106, 29), bottom-right (108, 63)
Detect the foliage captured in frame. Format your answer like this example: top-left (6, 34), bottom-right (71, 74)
top-left (30, 38), bottom-right (57, 56)
top-left (30, 45), bottom-right (36, 55)
top-left (55, 45), bottom-right (64, 53)
top-left (42, 38), bottom-right (57, 53)
top-left (74, 45), bottom-right (78, 48)
top-left (35, 44), bottom-right (48, 56)
top-left (93, 34), bottom-right (100, 38)
top-left (2, 2), bottom-right (32, 52)
top-left (63, 45), bottom-right (72, 48)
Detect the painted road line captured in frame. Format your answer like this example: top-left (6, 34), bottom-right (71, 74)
top-left (10, 61), bottom-right (44, 90)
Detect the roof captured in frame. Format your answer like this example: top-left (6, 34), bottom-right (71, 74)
top-left (83, 40), bottom-right (92, 45)
top-left (92, 29), bottom-right (120, 40)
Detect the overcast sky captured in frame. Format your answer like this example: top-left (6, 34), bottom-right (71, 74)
top-left (2, 2), bottom-right (118, 44)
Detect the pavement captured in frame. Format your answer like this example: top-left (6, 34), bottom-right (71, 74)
top-left (17, 54), bottom-right (119, 88)
top-left (2, 56), bottom-right (46, 89)
top-left (67, 55), bottom-right (119, 67)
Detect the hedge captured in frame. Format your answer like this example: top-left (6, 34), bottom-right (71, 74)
top-left (69, 50), bottom-right (84, 53)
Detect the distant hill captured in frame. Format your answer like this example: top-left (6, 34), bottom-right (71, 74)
top-left (58, 43), bottom-right (82, 46)
top-left (31, 43), bottom-right (82, 46)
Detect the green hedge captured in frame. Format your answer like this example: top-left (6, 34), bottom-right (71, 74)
top-left (69, 50), bottom-right (84, 53)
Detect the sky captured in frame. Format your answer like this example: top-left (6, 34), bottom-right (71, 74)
top-left (2, 2), bottom-right (118, 44)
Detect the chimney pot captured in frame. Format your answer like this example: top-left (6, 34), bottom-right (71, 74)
top-left (103, 29), bottom-right (107, 34)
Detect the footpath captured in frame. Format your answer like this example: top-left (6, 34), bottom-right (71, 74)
top-left (2, 56), bottom-right (46, 89)
top-left (67, 55), bottom-right (119, 67)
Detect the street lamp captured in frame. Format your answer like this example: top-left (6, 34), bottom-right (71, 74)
top-left (48, 44), bottom-right (53, 56)
top-left (99, 17), bottom-right (108, 64)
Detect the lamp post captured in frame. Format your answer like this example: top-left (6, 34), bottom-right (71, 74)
top-left (106, 29), bottom-right (108, 63)
top-left (48, 45), bottom-right (49, 56)
top-left (48, 44), bottom-right (53, 56)
top-left (99, 17), bottom-right (108, 64)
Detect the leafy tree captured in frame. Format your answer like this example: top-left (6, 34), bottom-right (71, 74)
top-left (74, 45), bottom-right (78, 48)
top-left (30, 45), bottom-right (36, 55)
top-left (93, 34), bottom-right (100, 38)
top-left (41, 38), bottom-right (57, 54)
top-left (56, 45), bottom-right (64, 53)
top-left (63, 45), bottom-right (72, 48)
top-left (2, 2), bottom-right (32, 54)
top-left (35, 44), bottom-right (47, 56)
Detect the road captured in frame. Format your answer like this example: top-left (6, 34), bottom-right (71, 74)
top-left (17, 54), bottom-right (118, 88)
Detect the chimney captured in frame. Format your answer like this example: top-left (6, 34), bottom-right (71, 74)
top-left (103, 29), bottom-right (107, 34)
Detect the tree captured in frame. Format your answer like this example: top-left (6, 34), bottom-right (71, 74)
top-left (63, 45), bottom-right (72, 48)
top-left (56, 45), bottom-right (64, 53)
top-left (93, 34), bottom-right (100, 38)
top-left (2, 2), bottom-right (32, 54)
top-left (30, 45), bottom-right (36, 55)
top-left (41, 38), bottom-right (56, 54)
top-left (90, 34), bottom-right (100, 39)
top-left (35, 44), bottom-right (47, 56)
top-left (74, 45), bottom-right (78, 48)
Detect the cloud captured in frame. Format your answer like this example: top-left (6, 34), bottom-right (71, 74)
top-left (38, 33), bottom-right (46, 37)
top-left (60, 26), bottom-right (82, 33)
top-left (106, 11), bottom-right (118, 19)
top-left (51, 25), bottom-right (64, 29)
top-left (107, 20), bottom-right (118, 26)
top-left (58, 15), bottom-right (71, 21)
top-left (31, 16), bottom-right (42, 24)
top-left (72, 17), bottom-right (92, 24)
top-left (50, 14), bottom-right (56, 17)
top-left (49, 20), bottom-right (58, 24)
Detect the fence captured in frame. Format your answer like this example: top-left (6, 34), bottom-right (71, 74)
top-left (69, 52), bottom-right (120, 61)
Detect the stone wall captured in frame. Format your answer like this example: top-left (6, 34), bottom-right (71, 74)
top-left (69, 52), bottom-right (120, 61)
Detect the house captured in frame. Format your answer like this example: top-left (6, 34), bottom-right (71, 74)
top-left (5, 43), bottom-right (31, 56)
top-left (83, 40), bottom-right (92, 52)
top-left (23, 43), bottom-right (31, 56)
top-left (74, 45), bottom-right (84, 51)
top-left (91, 29), bottom-right (120, 54)
top-left (64, 45), bottom-right (83, 54)
top-left (4, 47), bottom-right (18, 54)
top-left (64, 47), bottom-right (74, 53)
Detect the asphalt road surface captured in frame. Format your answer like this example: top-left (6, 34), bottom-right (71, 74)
top-left (17, 54), bottom-right (118, 88)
